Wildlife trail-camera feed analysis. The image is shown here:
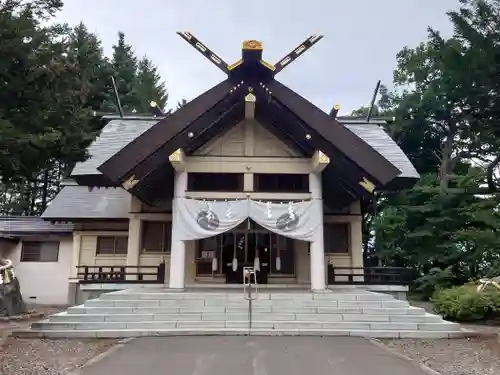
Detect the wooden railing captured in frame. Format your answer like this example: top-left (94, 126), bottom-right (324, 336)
top-left (327, 266), bottom-right (412, 286)
top-left (77, 264), bottom-right (166, 284)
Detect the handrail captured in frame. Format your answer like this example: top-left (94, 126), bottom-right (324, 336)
top-left (327, 266), bottom-right (412, 286)
top-left (243, 266), bottom-right (258, 300)
top-left (243, 266), bottom-right (258, 333)
top-left (76, 264), bottom-right (165, 284)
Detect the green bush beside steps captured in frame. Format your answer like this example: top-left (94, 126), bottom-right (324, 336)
top-left (432, 284), bottom-right (500, 322)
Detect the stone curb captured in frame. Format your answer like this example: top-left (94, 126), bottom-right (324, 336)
top-left (457, 329), bottom-right (499, 340)
top-left (0, 311), bottom-right (44, 322)
top-left (369, 339), bottom-right (443, 375)
top-left (62, 337), bottom-right (134, 375)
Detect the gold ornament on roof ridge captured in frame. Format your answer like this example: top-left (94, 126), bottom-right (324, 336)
top-left (242, 40), bottom-right (263, 50)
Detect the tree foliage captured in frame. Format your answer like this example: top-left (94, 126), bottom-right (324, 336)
top-left (361, 0), bottom-right (500, 297)
top-left (0, 2), bottom-right (174, 215)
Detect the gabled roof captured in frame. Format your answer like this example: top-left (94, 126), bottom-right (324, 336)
top-left (97, 79), bottom-right (401, 201)
top-left (94, 35), bottom-right (409, 204)
top-left (73, 117), bottom-right (417, 181)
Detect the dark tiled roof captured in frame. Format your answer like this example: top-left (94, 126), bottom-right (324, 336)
top-left (42, 186), bottom-right (130, 219)
top-left (70, 117), bottom-right (418, 179)
top-left (0, 216), bottom-right (73, 235)
top-left (71, 119), bottom-right (158, 177)
top-left (346, 124), bottom-right (418, 179)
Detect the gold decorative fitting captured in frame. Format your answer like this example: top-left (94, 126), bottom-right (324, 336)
top-left (318, 151), bottom-right (329, 164)
top-left (242, 40), bottom-right (263, 50)
top-left (260, 60), bottom-right (276, 71)
top-left (245, 93), bottom-right (256, 103)
top-left (169, 148), bottom-right (182, 162)
top-left (359, 177), bottom-right (376, 193)
top-left (333, 104), bottom-right (340, 110)
top-left (122, 175), bottom-right (139, 190)
top-left (248, 87), bottom-right (253, 92)
top-left (227, 59), bottom-right (242, 71)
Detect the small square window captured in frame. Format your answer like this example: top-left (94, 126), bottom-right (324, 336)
top-left (20, 241), bottom-right (59, 262)
top-left (96, 236), bottom-right (128, 255)
top-left (142, 221), bottom-right (171, 253)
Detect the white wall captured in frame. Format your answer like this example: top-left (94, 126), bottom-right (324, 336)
top-left (9, 236), bottom-right (73, 305)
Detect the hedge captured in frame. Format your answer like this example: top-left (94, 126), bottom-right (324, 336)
top-left (431, 284), bottom-right (500, 321)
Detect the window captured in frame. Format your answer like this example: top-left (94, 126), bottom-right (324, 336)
top-left (21, 241), bottom-right (59, 262)
top-left (142, 221), bottom-right (171, 253)
top-left (254, 174), bottom-right (309, 193)
top-left (324, 223), bottom-right (349, 254)
top-left (187, 173), bottom-right (244, 192)
top-left (96, 236), bottom-right (128, 255)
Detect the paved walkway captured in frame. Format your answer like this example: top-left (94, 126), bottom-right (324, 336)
top-left (80, 336), bottom-right (428, 375)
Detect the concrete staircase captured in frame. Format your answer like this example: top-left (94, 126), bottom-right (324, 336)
top-left (15, 288), bottom-right (467, 339)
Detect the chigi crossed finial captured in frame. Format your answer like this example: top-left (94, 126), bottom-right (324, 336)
top-left (176, 32), bottom-right (323, 83)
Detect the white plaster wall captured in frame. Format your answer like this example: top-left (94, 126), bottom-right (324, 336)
top-left (10, 236), bottom-right (73, 305)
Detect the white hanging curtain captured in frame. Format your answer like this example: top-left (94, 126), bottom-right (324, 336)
top-left (173, 198), bottom-right (248, 241)
top-left (173, 198), bottom-right (322, 242)
top-left (249, 199), bottom-right (322, 242)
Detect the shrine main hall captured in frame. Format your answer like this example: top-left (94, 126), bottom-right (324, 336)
top-left (41, 35), bottom-right (419, 293)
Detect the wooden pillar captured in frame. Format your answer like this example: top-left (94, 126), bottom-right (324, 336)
top-left (126, 217), bottom-right (142, 280)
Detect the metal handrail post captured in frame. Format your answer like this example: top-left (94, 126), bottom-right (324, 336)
top-left (243, 267), bottom-right (258, 334)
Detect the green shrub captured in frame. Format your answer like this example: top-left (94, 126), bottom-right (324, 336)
top-left (411, 267), bottom-right (463, 301)
top-left (431, 284), bottom-right (500, 321)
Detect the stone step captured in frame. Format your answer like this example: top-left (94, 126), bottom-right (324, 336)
top-left (13, 327), bottom-right (470, 339)
top-left (17, 288), bottom-right (463, 340)
top-left (82, 299), bottom-right (409, 309)
top-left (66, 306), bottom-right (426, 315)
top-left (32, 320), bottom-right (461, 331)
top-left (49, 312), bottom-right (444, 323)
top-left (99, 292), bottom-right (393, 302)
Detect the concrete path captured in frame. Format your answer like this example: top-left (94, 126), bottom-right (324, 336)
top-left (80, 336), bottom-right (429, 375)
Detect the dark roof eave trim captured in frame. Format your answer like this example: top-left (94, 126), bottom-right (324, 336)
top-left (267, 80), bottom-right (401, 186)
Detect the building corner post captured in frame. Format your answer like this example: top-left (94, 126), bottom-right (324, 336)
top-left (309, 172), bottom-right (326, 291)
top-left (169, 171), bottom-right (188, 290)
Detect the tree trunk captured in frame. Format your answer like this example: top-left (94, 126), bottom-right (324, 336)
top-left (486, 154), bottom-right (500, 192)
top-left (41, 168), bottom-right (49, 212)
top-left (439, 122), bottom-right (456, 190)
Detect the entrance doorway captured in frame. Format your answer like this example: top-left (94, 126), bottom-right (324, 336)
top-left (195, 220), bottom-right (295, 283)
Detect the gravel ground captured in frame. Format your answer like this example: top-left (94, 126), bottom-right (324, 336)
top-left (0, 305), bottom-right (119, 375)
top-left (381, 299), bottom-right (500, 375)
top-left (0, 338), bottom-right (118, 375)
top-left (382, 335), bottom-right (500, 375)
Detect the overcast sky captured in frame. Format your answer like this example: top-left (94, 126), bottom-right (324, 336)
top-left (55, 0), bottom-right (459, 113)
